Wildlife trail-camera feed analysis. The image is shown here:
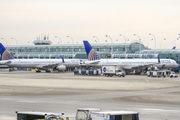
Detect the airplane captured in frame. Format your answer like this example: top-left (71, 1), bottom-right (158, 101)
top-left (83, 40), bottom-right (178, 74)
top-left (0, 43), bottom-right (81, 73)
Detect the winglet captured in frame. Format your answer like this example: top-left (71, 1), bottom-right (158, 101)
top-left (0, 43), bottom-right (14, 60)
top-left (158, 57), bottom-right (160, 63)
top-left (172, 46), bottom-right (176, 49)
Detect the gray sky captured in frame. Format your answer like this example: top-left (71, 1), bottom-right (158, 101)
top-left (0, 0), bottom-right (180, 49)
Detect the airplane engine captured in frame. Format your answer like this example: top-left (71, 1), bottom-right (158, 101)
top-left (148, 66), bottom-right (158, 71)
top-left (154, 66), bottom-right (158, 70)
top-left (57, 65), bottom-right (66, 70)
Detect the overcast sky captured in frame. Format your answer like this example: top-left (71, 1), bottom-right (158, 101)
top-left (0, 0), bottom-right (180, 49)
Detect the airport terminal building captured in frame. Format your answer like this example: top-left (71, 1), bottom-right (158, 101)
top-left (1, 39), bottom-right (180, 71)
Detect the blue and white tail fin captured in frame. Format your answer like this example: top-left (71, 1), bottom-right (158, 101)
top-left (83, 41), bottom-right (100, 60)
top-left (158, 57), bottom-right (160, 63)
top-left (0, 43), bottom-right (14, 60)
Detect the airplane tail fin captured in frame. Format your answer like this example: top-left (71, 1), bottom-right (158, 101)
top-left (158, 57), bottom-right (160, 63)
top-left (62, 56), bottom-right (65, 63)
top-left (60, 55), bottom-right (65, 63)
top-left (0, 43), bottom-right (14, 60)
top-left (83, 40), bottom-right (100, 61)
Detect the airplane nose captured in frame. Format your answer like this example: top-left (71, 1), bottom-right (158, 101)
top-left (175, 63), bottom-right (179, 68)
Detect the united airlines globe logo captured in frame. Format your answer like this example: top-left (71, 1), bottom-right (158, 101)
top-left (103, 67), bottom-right (106, 72)
top-left (2, 50), bottom-right (13, 60)
top-left (88, 49), bottom-right (100, 60)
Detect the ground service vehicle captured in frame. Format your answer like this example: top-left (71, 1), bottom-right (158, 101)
top-left (74, 67), bottom-right (102, 76)
top-left (16, 108), bottom-right (139, 120)
top-left (147, 71), bottom-right (166, 77)
top-left (102, 66), bottom-right (125, 77)
top-left (169, 72), bottom-right (178, 78)
top-left (16, 111), bottom-right (72, 120)
top-left (76, 108), bottom-right (139, 120)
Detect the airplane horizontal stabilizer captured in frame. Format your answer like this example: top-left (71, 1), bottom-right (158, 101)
top-left (0, 60), bottom-right (11, 65)
top-left (85, 60), bottom-right (101, 64)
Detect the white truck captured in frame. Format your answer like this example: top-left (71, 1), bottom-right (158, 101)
top-left (76, 108), bottom-right (139, 120)
top-left (169, 71), bottom-right (178, 78)
top-left (102, 66), bottom-right (125, 77)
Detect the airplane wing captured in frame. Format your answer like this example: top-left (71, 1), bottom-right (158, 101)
top-left (35, 63), bottom-right (60, 69)
top-left (123, 57), bottom-right (161, 70)
top-left (35, 57), bottom-right (65, 69)
top-left (123, 63), bottom-right (157, 70)
top-left (0, 60), bottom-right (12, 65)
top-left (85, 60), bottom-right (101, 65)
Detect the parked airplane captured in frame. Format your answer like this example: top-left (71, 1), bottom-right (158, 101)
top-left (0, 43), bottom-right (80, 72)
top-left (83, 41), bottom-right (178, 74)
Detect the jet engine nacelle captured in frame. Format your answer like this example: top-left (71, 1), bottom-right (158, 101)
top-left (148, 66), bottom-right (158, 71)
top-left (154, 66), bottom-right (158, 70)
top-left (57, 65), bottom-right (66, 70)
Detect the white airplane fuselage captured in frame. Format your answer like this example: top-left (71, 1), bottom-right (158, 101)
top-left (85, 59), bottom-right (178, 69)
top-left (4, 59), bottom-right (80, 68)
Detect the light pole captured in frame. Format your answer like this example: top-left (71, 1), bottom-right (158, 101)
top-left (173, 38), bottom-right (179, 49)
top-left (160, 38), bottom-right (166, 49)
top-left (149, 33), bottom-right (156, 49)
top-left (133, 34), bottom-right (141, 54)
top-left (1, 38), bottom-right (8, 45)
top-left (55, 36), bottom-right (62, 44)
top-left (11, 37), bottom-right (18, 58)
top-left (147, 39), bottom-right (153, 48)
top-left (119, 34), bottom-right (127, 59)
top-left (55, 36), bottom-right (62, 55)
top-left (93, 36), bottom-right (100, 43)
top-left (105, 35), bottom-right (113, 58)
top-left (67, 36), bottom-right (74, 58)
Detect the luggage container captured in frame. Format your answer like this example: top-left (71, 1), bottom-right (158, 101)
top-left (74, 69), bottom-right (79, 75)
top-left (88, 70), bottom-right (94, 75)
top-left (81, 70), bottom-right (86, 75)
top-left (147, 71), bottom-right (150, 77)
top-left (165, 70), bottom-right (171, 77)
top-left (147, 70), bottom-right (166, 77)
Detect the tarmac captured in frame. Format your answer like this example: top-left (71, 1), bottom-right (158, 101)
top-left (0, 71), bottom-right (180, 120)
